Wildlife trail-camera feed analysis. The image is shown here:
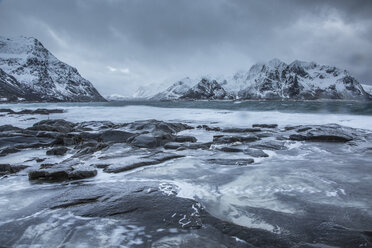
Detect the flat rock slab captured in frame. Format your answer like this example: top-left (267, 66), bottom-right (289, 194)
top-left (213, 135), bottom-right (259, 144)
top-left (249, 141), bottom-right (287, 150)
top-left (252, 124), bottom-right (278, 128)
top-left (28, 166), bottom-right (97, 182)
top-left (0, 164), bottom-right (29, 176)
top-left (104, 152), bottom-right (185, 173)
top-left (164, 142), bottom-right (211, 150)
top-left (222, 127), bottom-right (261, 133)
top-left (244, 148), bottom-right (269, 157)
top-left (290, 131), bottom-right (353, 142)
top-left (207, 158), bottom-right (254, 166)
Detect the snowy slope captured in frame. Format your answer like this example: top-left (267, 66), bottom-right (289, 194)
top-left (152, 59), bottom-right (371, 101)
top-left (150, 77), bottom-right (195, 100)
top-left (180, 78), bottom-right (233, 100)
top-left (0, 36), bottom-right (105, 102)
top-left (362, 84), bottom-right (372, 95)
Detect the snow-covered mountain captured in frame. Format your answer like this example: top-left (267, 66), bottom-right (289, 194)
top-left (150, 77), bottom-right (194, 100)
top-left (151, 59), bottom-right (371, 101)
top-left (0, 36), bottom-right (105, 102)
top-left (362, 84), bottom-right (372, 95)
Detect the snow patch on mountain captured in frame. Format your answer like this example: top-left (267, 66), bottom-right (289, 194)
top-left (151, 58), bottom-right (371, 101)
top-left (0, 36), bottom-right (105, 102)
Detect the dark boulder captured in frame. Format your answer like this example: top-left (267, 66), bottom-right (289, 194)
top-left (129, 131), bottom-right (175, 148)
top-left (46, 147), bottom-right (68, 156)
top-left (244, 148), bottom-right (269, 158)
top-left (29, 167), bottom-right (97, 182)
top-left (99, 130), bottom-right (133, 143)
top-left (0, 164), bottom-right (29, 175)
top-left (29, 119), bottom-right (76, 133)
top-left (125, 119), bottom-right (192, 134)
top-left (0, 125), bottom-right (23, 132)
top-left (249, 141), bottom-right (287, 150)
top-left (252, 124), bottom-right (278, 128)
top-left (289, 132), bottom-right (352, 142)
top-left (222, 127), bottom-right (261, 133)
top-left (217, 147), bottom-right (244, 153)
top-left (0, 147), bottom-right (20, 156)
top-left (213, 135), bottom-right (259, 144)
top-left (174, 135), bottom-right (197, 143)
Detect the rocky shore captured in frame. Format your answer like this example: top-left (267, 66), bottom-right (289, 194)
top-left (1, 108), bottom-right (372, 247)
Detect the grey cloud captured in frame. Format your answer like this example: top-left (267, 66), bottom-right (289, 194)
top-left (0, 0), bottom-right (371, 96)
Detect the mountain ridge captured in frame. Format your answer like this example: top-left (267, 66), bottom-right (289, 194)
top-left (0, 36), bottom-right (105, 102)
top-left (147, 58), bottom-right (371, 101)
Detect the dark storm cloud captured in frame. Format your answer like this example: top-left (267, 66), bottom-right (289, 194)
top-left (1, 0), bottom-right (371, 96)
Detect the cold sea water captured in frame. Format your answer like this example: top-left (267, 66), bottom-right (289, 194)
top-left (0, 100), bottom-right (371, 247)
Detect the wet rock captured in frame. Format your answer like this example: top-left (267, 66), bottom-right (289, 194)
top-left (197, 125), bottom-right (221, 131)
top-left (91, 163), bottom-right (111, 169)
top-left (213, 135), bottom-right (259, 144)
top-left (29, 169), bottom-right (70, 181)
top-left (36, 158), bottom-right (46, 163)
top-left (252, 124), bottom-right (278, 128)
top-left (75, 121), bottom-right (119, 131)
top-left (0, 109), bottom-right (15, 114)
top-left (68, 169), bottom-right (97, 180)
top-left (53, 133), bottom-right (84, 146)
top-left (217, 146), bottom-right (244, 153)
top-left (16, 109), bottom-right (64, 115)
top-left (256, 132), bottom-right (275, 138)
top-left (129, 131), bottom-right (175, 148)
top-left (174, 135), bottom-right (197, 143)
top-left (35, 131), bottom-right (61, 139)
top-left (74, 143), bottom-right (108, 156)
top-left (0, 164), bottom-right (29, 175)
top-left (40, 163), bottom-right (55, 169)
top-left (297, 127), bottom-right (312, 132)
top-left (46, 147), bottom-right (68, 156)
top-left (164, 142), bottom-right (211, 150)
top-left (0, 135), bottom-right (54, 149)
top-left (129, 134), bottom-right (161, 148)
top-left (0, 108), bottom-right (63, 115)
top-left (29, 167), bottom-right (97, 182)
top-left (284, 125), bottom-right (299, 131)
top-left (249, 140), bottom-right (287, 150)
top-left (29, 119), bottom-right (76, 133)
top-left (99, 130), bottom-right (133, 143)
top-left (49, 182), bottom-right (203, 230)
top-left (0, 147), bottom-right (20, 156)
top-left (0, 125), bottom-right (23, 132)
top-left (222, 127), bottom-right (261, 133)
top-left (244, 148), bottom-right (269, 158)
top-left (125, 119), bottom-right (193, 134)
top-left (104, 152), bottom-right (184, 173)
top-left (289, 131), bottom-right (353, 142)
top-left (164, 142), bottom-right (184, 149)
top-left (207, 158), bottom-right (254, 166)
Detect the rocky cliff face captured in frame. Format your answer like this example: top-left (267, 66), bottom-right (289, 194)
top-left (152, 59), bottom-right (371, 101)
top-left (0, 36), bottom-right (105, 102)
top-left (180, 78), bottom-right (232, 100)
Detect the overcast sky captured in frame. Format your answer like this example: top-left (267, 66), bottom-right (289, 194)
top-left (1, 0), bottom-right (372, 96)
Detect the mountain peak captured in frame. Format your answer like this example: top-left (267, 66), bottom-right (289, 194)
top-left (0, 36), bottom-right (105, 102)
top-left (267, 58), bottom-right (286, 68)
top-left (151, 58), bottom-right (371, 101)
